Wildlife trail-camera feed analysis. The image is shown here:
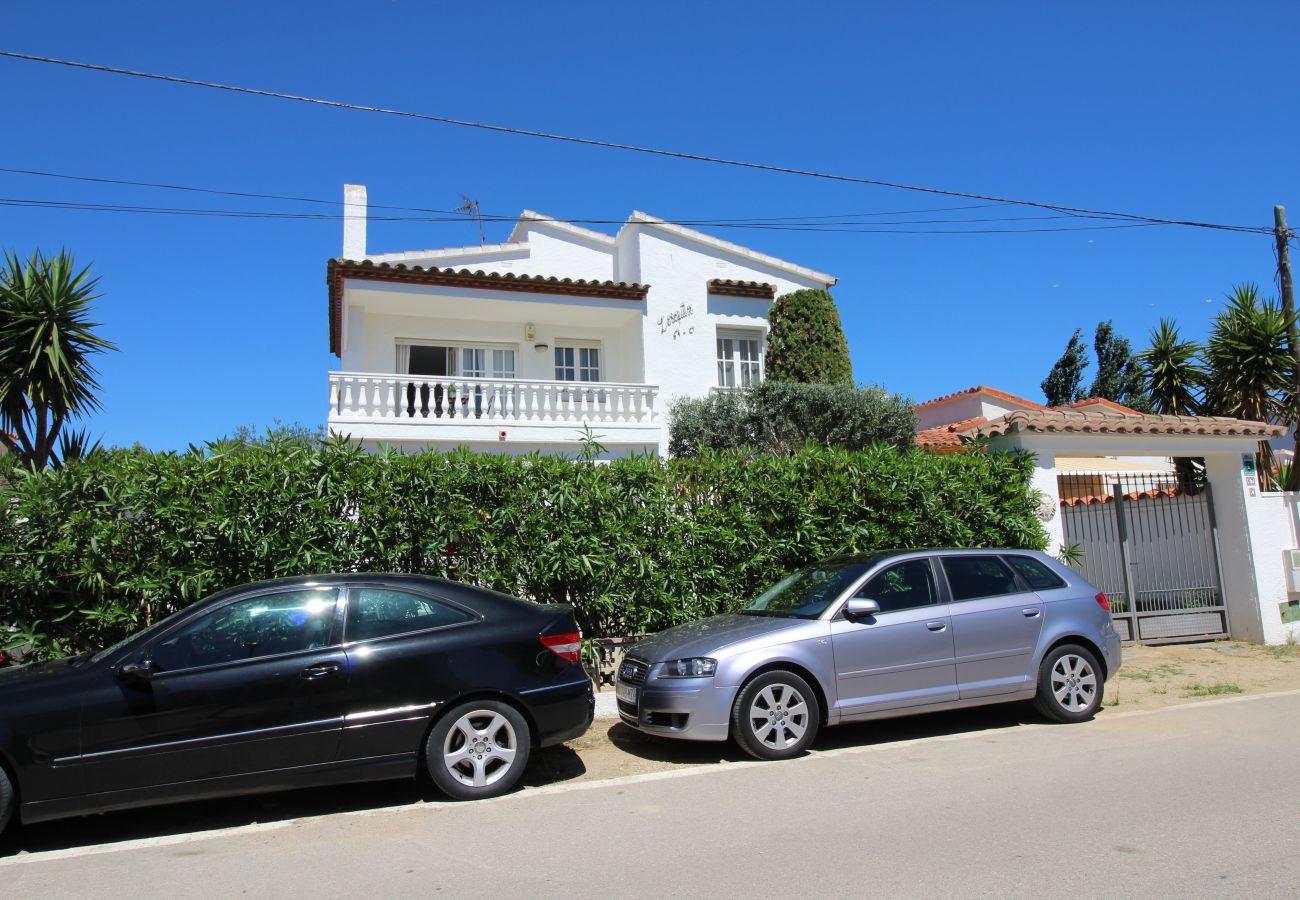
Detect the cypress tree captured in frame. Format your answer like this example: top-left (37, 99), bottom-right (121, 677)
top-left (764, 289), bottom-right (853, 384)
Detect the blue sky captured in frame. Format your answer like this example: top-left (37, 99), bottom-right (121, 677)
top-left (2, 1), bottom-right (1296, 449)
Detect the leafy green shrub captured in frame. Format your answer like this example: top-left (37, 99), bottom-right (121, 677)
top-left (0, 439), bottom-right (1044, 658)
top-left (764, 289), bottom-right (853, 384)
top-left (669, 381), bottom-right (915, 456)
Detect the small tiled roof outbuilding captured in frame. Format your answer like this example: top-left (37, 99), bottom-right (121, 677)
top-left (969, 410), bottom-right (1285, 440)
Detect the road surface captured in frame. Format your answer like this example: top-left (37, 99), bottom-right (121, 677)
top-left (5, 689), bottom-right (1299, 898)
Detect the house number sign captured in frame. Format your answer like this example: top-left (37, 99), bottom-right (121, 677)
top-left (657, 303), bottom-right (695, 340)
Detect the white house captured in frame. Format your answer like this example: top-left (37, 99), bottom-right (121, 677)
top-left (327, 185), bottom-right (836, 456)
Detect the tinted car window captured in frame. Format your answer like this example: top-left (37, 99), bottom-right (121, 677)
top-left (942, 556), bottom-right (1022, 602)
top-left (151, 589), bottom-right (338, 671)
top-left (854, 560), bottom-right (937, 613)
top-left (742, 561), bottom-right (869, 619)
top-left (348, 588), bottom-right (475, 641)
top-left (1003, 555), bottom-right (1067, 590)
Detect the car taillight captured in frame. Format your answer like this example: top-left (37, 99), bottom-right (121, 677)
top-left (540, 631), bottom-right (582, 662)
top-left (1095, 592), bottom-right (1111, 612)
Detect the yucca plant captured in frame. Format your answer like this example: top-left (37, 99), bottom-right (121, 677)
top-left (1140, 319), bottom-right (1204, 416)
top-left (0, 249), bottom-right (117, 469)
top-left (1204, 284), bottom-right (1296, 489)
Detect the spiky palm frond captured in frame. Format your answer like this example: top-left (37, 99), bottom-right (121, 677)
top-left (1139, 318), bottom-right (1205, 416)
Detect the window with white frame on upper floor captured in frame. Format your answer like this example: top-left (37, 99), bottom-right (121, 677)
top-left (397, 342), bottom-right (516, 379)
top-left (716, 330), bottom-right (763, 388)
top-left (554, 344), bottom-right (601, 383)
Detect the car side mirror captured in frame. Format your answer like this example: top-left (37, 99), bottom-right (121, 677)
top-left (844, 598), bottom-right (882, 621)
top-left (116, 657), bottom-right (156, 683)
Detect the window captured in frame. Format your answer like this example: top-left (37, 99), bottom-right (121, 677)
top-left (717, 331), bottom-right (762, 388)
top-left (347, 588), bottom-right (475, 642)
top-left (942, 556), bottom-right (1023, 602)
top-left (150, 589), bottom-right (338, 671)
top-left (1003, 555), bottom-right (1067, 590)
top-left (399, 344), bottom-right (516, 380)
top-left (554, 345), bottom-right (600, 382)
top-left (854, 560), bottom-right (938, 613)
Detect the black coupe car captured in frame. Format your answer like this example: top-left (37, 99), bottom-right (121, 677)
top-left (0, 574), bottom-right (593, 836)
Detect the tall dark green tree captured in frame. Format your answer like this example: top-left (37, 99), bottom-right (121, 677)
top-left (0, 249), bottom-right (117, 469)
top-left (764, 289), bottom-right (853, 384)
top-left (1041, 329), bottom-right (1089, 406)
top-left (1090, 320), bottom-right (1153, 411)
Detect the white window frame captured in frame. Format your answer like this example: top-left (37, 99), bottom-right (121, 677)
top-left (716, 329), bottom-right (764, 389)
top-left (553, 340), bottom-right (603, 383)
top-left (396, 339), bottom-right (518, 379)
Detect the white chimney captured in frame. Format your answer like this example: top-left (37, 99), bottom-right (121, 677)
top-left (343, 184), bottom-right (367, 259)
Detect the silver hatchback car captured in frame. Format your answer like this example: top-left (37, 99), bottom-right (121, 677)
top-left (616, 549), bottom-right (1122, 760)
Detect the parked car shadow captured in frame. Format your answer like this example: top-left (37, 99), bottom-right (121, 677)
top-left (608, 702), bottom-right (1040, 763)
top-left (0, 744), bottom-right (586, 858)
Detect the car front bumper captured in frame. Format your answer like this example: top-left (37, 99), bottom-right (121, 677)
top-left (615, 676), bottom-right (736, 742)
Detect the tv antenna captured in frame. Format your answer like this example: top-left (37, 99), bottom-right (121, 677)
top-left (455, 194), bottom-right (486, 244)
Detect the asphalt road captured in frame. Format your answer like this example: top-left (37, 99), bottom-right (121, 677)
top-left (5, 690), bottom-right (1299, 898)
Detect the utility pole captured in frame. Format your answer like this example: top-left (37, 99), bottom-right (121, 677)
top-left (1277, 205), bottom-right (1300, 490)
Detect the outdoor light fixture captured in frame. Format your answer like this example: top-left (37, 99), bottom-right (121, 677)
top-left (534, 342), bottom-right (549, 352)
top-left (524, 323), bottom-right (536, 340)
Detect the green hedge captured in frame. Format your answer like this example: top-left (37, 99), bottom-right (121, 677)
top-left (0, 440), bottom-right (1046, 658)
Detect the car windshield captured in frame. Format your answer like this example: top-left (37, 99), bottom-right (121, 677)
top-left (88, 604), bottom-right (190, 664)
top-left (741, 560), bottom-right (870, 619)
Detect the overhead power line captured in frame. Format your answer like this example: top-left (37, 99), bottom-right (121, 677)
top-left (0, 49), bottom-right (1278, 237)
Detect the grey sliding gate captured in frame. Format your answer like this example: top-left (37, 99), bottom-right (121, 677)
top-left (1058, 472), bottom-right (1227, 643)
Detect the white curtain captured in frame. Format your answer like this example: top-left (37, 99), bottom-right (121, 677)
top-left (395, 342), bottom-right (410, 374)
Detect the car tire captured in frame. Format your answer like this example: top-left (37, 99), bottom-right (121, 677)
top-left (0, 766), bottom-right (13, 837)
top-left (731, 670), bottom-right (821, 761)
top-left (425, 700), bottom-right (531, 801)
top-left (1032, 644), bottom-right (1104, 723)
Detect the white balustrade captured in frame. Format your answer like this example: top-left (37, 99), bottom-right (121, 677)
top-left (328, 373), bottom-right (659, 425)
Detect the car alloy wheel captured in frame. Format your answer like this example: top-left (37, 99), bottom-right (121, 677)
top-left (0, 765), bottom-right (13, 838)
top-left (731, 670), bottom-right (821, 761)
top-left (426, 700), bottom-right (531, 800)
top-left (1033, 644), bottom-right (1104, 723)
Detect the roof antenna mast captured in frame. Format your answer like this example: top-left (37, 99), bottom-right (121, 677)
top-left (455, 194), bottom-right (487, 245)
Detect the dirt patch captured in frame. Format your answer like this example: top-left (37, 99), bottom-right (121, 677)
top-left (538, 641), bottom-right (1300, 784)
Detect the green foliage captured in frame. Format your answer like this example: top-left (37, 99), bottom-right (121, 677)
top-left (763, 289), bottom-right (853, 384)
top-left (1041, 329), bottom-right (1089, 406)
top-left (1089, 321), bottom-right (1153, 411)
top-left (1139, 319), bottom-right (1204, 416)
top-left (0, 249), bottom-right (117, 469)
top-left (226, 419), bottom-right (327, 447)
top-left (0, 440), bottom-right (1044, 658)
top-left (668, 381), bottom-right (916, 456)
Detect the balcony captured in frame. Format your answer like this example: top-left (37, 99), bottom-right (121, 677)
top-left (327, 372), bottom-right (662, 452)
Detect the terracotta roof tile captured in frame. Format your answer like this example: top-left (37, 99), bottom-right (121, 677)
top-left (916, 416), bottom-right (989, 452)
top-left (707, 278), bottom-right (776, 299)
top-left (971, 410), bottom-right (1285, 439)
top-left (915, 386), bottom-right (1047, 412)
top-left (1056, 398), bottom-right (1142, 415)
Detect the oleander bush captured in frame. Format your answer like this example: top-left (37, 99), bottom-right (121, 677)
top-left (668, 381), bottom-right (916, 456)
top-left (0, 438), bottom-right (1044, 659)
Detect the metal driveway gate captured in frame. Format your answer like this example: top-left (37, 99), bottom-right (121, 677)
top-left (1058, 472), bottom-right (1227, 643)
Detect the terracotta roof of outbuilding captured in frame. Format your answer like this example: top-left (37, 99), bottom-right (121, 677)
top-left (327, 258), bottom-right (649, 355)
top-left (970, 410), bottom-right (1285, 439)
top-left (915, 385), bottom-right (1048, 412)
top-left (707, 279), bottom-right (777, 299)
top-left (1057, 397), bottom-right (1142, 415)
top-left (915, 417), bottom-right (988, 452)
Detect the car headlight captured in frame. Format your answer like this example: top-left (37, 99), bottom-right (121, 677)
top-left (658, 657), bottom-right (718, 678)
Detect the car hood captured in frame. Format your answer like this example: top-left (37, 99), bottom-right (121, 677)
top-left (628, 614), bottom-right (808, 663)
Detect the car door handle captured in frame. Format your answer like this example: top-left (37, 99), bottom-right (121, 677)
top-left (1022, 608), bottom-right (1042, 618)
top-left (301, 662), bottom-right (341, 680)
top-left (926, 621), bottom-right (947, 632)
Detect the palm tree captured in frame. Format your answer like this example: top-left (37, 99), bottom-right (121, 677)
top-left (0, 249), bottom-right (117, 469)
top-left (1139, 319), bottom-right (1204, 416)
top-left (1204, 283), bottom-right (1295, 489)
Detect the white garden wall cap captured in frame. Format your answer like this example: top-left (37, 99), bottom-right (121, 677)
top-left (707, 278), bottom-right (777, 299)
top-left (971, 410), bottom-right (1286, 439)
top-left (327, 258), bottom-right (649, 355)
top-left (625, 211), bottom-right (837, 287)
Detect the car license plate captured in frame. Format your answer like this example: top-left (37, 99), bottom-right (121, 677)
top-left (616, 683), bottom-right (638, 705)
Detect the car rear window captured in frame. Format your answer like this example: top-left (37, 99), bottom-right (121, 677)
top-left (1003, 555), bottom-right (1068, 590)
top-left (348, 588), bottom-right (475, 642)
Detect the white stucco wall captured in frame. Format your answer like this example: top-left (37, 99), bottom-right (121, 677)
top-left (1240, 492), bottom-right (1300, 644)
